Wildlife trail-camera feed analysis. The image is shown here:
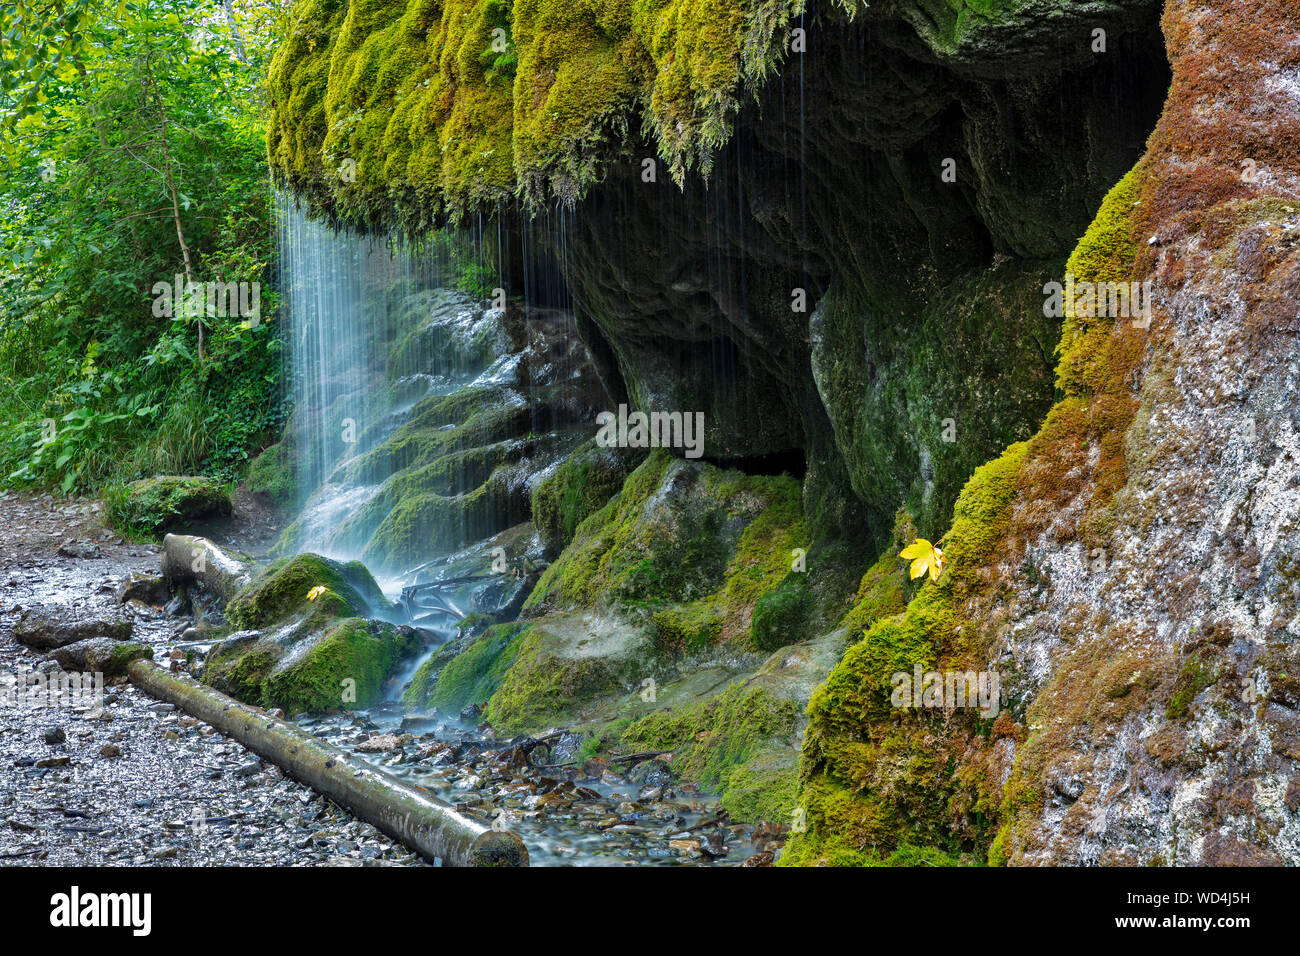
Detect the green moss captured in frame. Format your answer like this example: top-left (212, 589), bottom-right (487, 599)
top-left (526, 450), bottom-right (806, 641)
top-left (813, 258), bottom-right (1061, 541)
top-left (1166, 652), bottom-right (1219, 720)
top-left (786, 441), bottom-right (1027, 864)
top-left (261, 617), bottom-right (419, 714)
top-left (266, 0), bottom-right (805, 225)
top-left (104, 475), bottom-right (232, 537)
top-left (619, 683), bottom-right (802, 822)
top-left (484, 624), bottom-right (625, 732)
top-left (531, 440), bottom-right (640, 555)
top-left (751, 573), bottom-right (812, 652)
top-left (203, 635), bottom-right (280, 703)
top-left (651, 598), bottom-right (724, 654)
top-left (225, 553), bottom-right (388, 631)
top-left (103, 642), bottom-right (154, 677)
top-left (205, 617), bottom-right (418, 715)
top-left (247, 441), bottom-right (296, 509)
top-left (404, 621), bottom-right (528, 713)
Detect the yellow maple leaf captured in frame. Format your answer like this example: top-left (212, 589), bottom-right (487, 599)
top-left (899, 538), bottom-right (946, 583)
top-left (306, 585), bottom-right (328, 602)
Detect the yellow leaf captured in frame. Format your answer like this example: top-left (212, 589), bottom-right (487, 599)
top-left (898, 538), bottom-right (946, 583)
top-left (306, 585), bottom-right (328, 602)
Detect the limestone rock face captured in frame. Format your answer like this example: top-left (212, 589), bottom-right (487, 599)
top-left (790, 0), bottom-right (1300, 866)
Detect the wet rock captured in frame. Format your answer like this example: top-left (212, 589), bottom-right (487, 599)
top-left (629, 759), bottom-right (673, 788)
top-left (43, 726), bottom-right (66, 745)
top-left (749, 821), bottom-right (788, 853)
top-left (160, 534), bottom-right (252, 602)
top-left (46, 638), bottom-right (153, 676)
top-left (14, 605), bottom-right (133, 650)
top-left (58, 540), bottom-right (102, 560)
top-left (699, 830), bottom-right (729, 858)
top-left (355, 734), bottom-right (410, 753)
top-left (205, 618), bottom-right (419, 715)
top-left (117, 572), bottom-right (170, 605)
top-left (398, 713), bottom-right (440, 734)
top-left (669, 838), bottom-right (702, 857)
top-left (459, 703), bottom-right (481, 722)
top-left (36, 756), bottom-right (70, 768)
top-left (550, 731), bottom-right (585, 764)
top-left (741, 851), bottom-right (774, 867)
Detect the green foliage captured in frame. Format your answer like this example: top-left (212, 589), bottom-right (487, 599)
top-left (0, 0), bottom-right (287, 494)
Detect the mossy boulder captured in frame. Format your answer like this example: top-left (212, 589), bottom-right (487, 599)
top-left (619, 683), bottom-right (802, 822)
top-left (751, 573), bottom-right (812, 652)
top-left (531, 440), bottom-right (642, 556)
top-left (526, 450), bottom-right (810, 633)
top-left (247, 440), bottom-right (296, 509)
top-left (402, 620), bottom-right (528, 714)
top-left (105, 476), bottom-right (231, 536)
top-left (205, 617), bottom-right (421, 714)
top-left (225, 553), bottom-right (391, 631)
top-left (48, 638), bottom-right (154, 677)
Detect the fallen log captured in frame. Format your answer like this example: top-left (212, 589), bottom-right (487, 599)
top-left (160, 533), bottom-right (253, 602)
top-left (128, 660), bottom-right (528, 867)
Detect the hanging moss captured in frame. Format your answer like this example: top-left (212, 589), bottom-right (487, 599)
top-left (267, 0), bottom-right (807, 226)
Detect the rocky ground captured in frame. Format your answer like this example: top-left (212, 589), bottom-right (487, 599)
top-left (0, 490), bottom-right (419, 866)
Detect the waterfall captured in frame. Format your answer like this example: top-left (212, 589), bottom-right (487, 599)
top-left (272, 193), bottom-right (584, 588)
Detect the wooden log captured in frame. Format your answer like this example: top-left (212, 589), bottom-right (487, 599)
top-left (160, 533), bottom-right (252, 602)
top-left (128, 660), bottom-right (528, 867)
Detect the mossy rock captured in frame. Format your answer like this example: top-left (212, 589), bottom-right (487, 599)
top-left (531, 440), bottom-right (643, 556)
top-left (618, 683), bottom-right (803, 822)
top-left (105, 476), bottom-right (232, 536)
top-left (225, 553), bottom-right (391, 631)
top-left (403, 621), bottom-right (529, 714)
top-left (205, 618), bottom-right (421, 715)
top-left (751, 573), bottom-right (812, 652)
top-left (247, 441), bottom-right (296, 509)
top-left (527, 450), bottom-right (807, 631)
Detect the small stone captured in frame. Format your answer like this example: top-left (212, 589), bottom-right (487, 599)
top-left (99, 744), bottom-right (122, 758)
top-left (43, 726), bottom-right (66, 745)
top-left (58, 540), bottom-right (102, 560)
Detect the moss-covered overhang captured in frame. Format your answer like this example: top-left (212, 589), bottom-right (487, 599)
top-left (266, 0), bottom-right (1157, 230)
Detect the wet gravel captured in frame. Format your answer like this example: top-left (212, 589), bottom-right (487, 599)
top-left (0, 493), bottom-right (416, 867)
